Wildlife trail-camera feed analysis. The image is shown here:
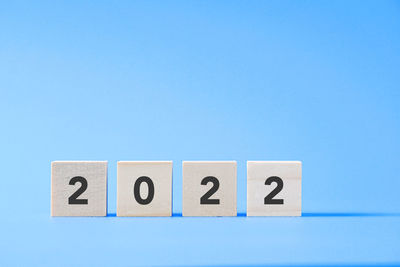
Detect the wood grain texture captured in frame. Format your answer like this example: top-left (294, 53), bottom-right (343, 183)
top-left (182, 161), bottom-right (237, 216)
top-left (117, 161), bottom-right (172, 217)
top-left (247, 161), bottom-right (301, 216)
top-left (51, 161), bottom-right (107, 216)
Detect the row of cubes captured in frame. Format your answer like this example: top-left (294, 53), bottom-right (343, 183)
top-left (51, 161), bottom-right (302, 217)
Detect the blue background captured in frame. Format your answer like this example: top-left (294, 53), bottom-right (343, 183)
top-left (1, 0), bottom-right (399, 266)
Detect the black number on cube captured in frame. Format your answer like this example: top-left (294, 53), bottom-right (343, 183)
top-left (134, 176), bottom-right (155, 205)
top-left (68, 176), bottom-right (88, 205)
top-left (264, 176), bottom-right (284, 205)
top-left (200, 176), bottom-right (220, 205)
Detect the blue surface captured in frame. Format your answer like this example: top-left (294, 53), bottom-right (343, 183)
top-left (1, 1), bottom-right (400, 266)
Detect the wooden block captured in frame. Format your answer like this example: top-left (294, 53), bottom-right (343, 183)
top-left (182, 161), bottom-right (237, 216)
top-left (51, 161), bottom-right (107, 216)
top-left (117, 161), bottom-right (172, 217)
top-left (247, 161), bottom-right (302, 216)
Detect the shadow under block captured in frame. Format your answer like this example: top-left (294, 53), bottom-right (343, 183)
top-left (182, 161), bottom-right (237, 216)
top-left (51, 161), bottom-right (107, 217)
top-left (117, 161), bottom-right (172, 217)
top-left (247, 161), bottom-right (302, 216)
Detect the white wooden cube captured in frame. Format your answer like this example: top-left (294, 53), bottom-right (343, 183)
top-left (117, 161), bottom-right (172, 217)
top-left (182, 161), bottom-right (237, 216)
top-left (51, 161), bottom-right (107, 216)
top-left (247, 161), bottom-right (302, 216)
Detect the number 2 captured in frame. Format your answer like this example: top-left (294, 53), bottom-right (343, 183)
top-left (200, 176), bottom-right (220, 205)
top-left (264, 176), bottom-right (284, 205)
top-left (68, 176), bottom-right (88, 205)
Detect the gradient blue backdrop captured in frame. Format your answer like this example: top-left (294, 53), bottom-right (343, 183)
top-left (1, 1), bottom-right (399, 266)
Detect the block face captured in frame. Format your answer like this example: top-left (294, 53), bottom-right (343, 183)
top-left (247, 161), bottom-right (301, 216)
top-left (182, 161), bottom-right (237, 216)
top-left (117, 161), bottom-right (172, 217)
top-left (51, 161), bottom-right (107, 216)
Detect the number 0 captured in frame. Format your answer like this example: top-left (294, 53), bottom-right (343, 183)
top-left (134, 176), bottom-right (155, 205)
